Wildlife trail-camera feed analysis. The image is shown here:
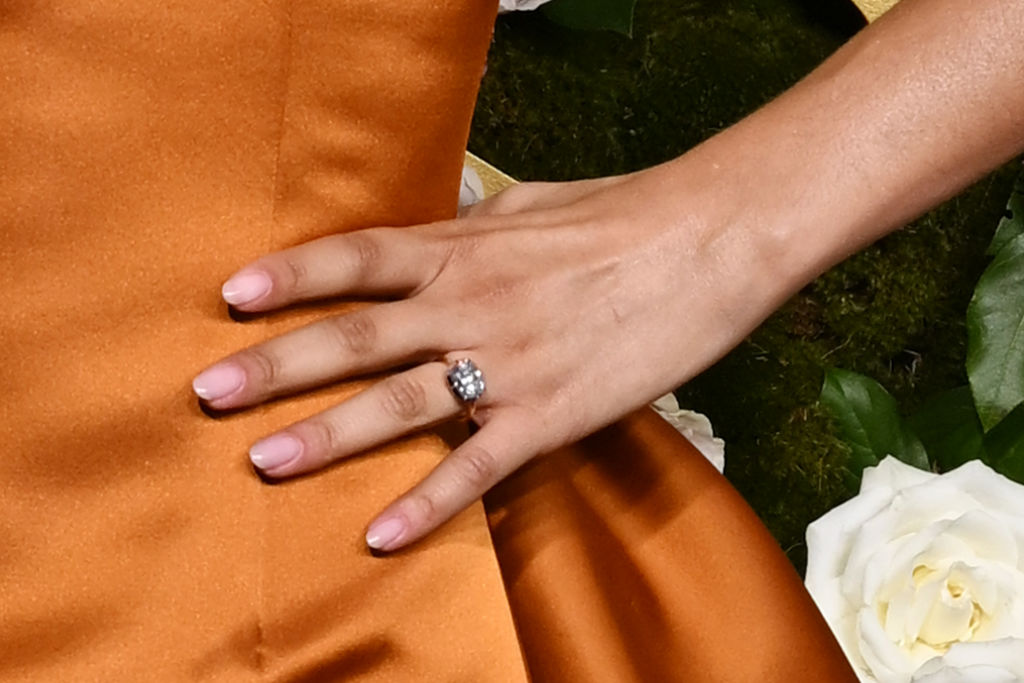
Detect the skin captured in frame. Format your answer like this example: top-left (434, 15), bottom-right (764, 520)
top-left (193, 0), bottom-right (1024, 552)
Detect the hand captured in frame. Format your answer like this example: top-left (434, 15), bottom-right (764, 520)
top-left (191, 158), bottom-right (786, 552)
top-left (198, 0), bottom-right (1024, 553)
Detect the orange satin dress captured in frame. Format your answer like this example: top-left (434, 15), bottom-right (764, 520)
top-left (0, 1), bottom-right (856, 680)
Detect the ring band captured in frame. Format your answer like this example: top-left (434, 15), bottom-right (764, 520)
top-left (446, 358), bottom-right (486, 404)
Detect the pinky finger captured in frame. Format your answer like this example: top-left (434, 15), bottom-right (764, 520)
top-left (364, 417), bottom-right (534, 552)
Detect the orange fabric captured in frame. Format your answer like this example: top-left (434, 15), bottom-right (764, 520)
top-left (0, 2), bottom-right (523, 680)
top-left (0, 2), bottom-right (855, 681)
top-left (487, 409), bottom-right (858, 682)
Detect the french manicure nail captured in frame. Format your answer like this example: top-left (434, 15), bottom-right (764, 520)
top-left (366, 516), bottom-right (406, 551)
top-left (192, 364), bottom-right (245, 401)
top-left (221, 271), bottom-right (271, 306)
top-left (249, 433), bottom-right (303, 471)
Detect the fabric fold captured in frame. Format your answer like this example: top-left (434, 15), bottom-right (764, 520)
top-left (487, 408), bottom-right (858, 682)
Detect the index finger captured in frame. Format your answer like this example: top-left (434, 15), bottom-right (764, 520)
top-left (220, 226), bottom-right (446, 311)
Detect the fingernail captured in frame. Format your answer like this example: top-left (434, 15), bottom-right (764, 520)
top-left (249, 434), bottom-right (303, 471)
top-left (222, 271), bottom-right (271, 306)
top-left (366, 516), bottom-right (406, 551)
top-left (192, 364), bottom-right (245, 401)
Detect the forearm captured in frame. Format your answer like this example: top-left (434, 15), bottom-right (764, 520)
top-left (674, 0), bottom-right (1024, 300)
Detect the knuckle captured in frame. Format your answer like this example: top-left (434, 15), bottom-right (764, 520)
top-left (347, 232), bottom-right (383, 274)
top-left (452, 444), bottom-right (500, 490)
top-left (478, 278), bottom-right (520, 305)
top-left (301, 418), bottom-right (342, 463)
top-left (275, 254), bottom-right (310, 299)
top-left (380, 376), bottom-right (429, 422)
top-left (446, 233), bottom-right (482, 266)
top-left (239, 347), bottom-right (282, 390)
top-left (406, 492), bottom-right (441, 529)
top-left (406, 233), bottom-right (458, 297)
top-left (325, 311), bottom-right (377, 355)
top-left (507, 335), bottom-right (532, 356)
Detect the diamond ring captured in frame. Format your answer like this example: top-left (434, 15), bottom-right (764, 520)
top-left (446, 358), bottom-right (486, 405)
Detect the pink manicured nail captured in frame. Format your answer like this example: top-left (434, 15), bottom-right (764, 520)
top-left (192, 364), bottom-right (245, 401)
top-left (249, 434), bottom-right (303, 471)
top-left (221, 271), bottom-right (271, 306)
top-left (366, 516), bottom-right (407, 551)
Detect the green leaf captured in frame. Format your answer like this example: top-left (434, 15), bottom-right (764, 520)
top-left (967, 231), bottom-right (1024, 431)
top-left (987, 166), bottom-right (1024, 256)
top-left (907, 386), bottom-right (985, 471)
top-left (541, 0), bottom-right (636, 36)
top-left (981, 402), bottom-right (1024, 483)
top-left (820, 368), bottom-right (930, 484)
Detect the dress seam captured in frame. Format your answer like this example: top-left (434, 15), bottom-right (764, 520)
top-left (269, 0), bottom-right (295, 230)
top-left (256, 0), bottom-right (297, 677)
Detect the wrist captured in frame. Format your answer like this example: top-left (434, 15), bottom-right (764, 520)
top-left (663, 0), bottom-right (1024, 314)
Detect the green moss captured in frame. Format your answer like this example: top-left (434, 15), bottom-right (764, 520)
top-left (472, 1), bottom-right (862, 177)
top-left (469, 0), bottom-right (1021, 572)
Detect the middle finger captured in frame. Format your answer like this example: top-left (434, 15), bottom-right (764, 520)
top-left (192, 301), bottom-right (454, 410)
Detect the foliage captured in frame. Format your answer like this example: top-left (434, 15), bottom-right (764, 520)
top-left (541, 0), bottom-right (637, 36)
top-left (823, 169), bottom-right (1024, 487)
top-left (820, 369), bottom-right (928, 484)
top-left (968, 226), bottom-right (1024, 429)
top-left (906, 387), bottom-right (984, 470)
top-left (987, 171), bottom-right (1024, 256)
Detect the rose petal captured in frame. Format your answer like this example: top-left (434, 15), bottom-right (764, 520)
top-left (806, 486), bottom-right (893, 592)
top-left (911, 638), bottom-right (1024, 682)
top-left (862, 456), bottom-right (936, 495)
top-left (845, 486), bottom-right (990, 604)
top-left (941, 511), bottom-right (1018, 567)
top-left (904, 578), bottom-right (943, 645)
top-left (943, 461), bottom-right (1024, 519)
top-left (886, 483), bottom-right (983, 539)
top-left (912, 665), bottom-right (1019, 683)
top-left (650, 394), bottom-right (725, 472)
top-left (858, 606), bottom-right (917, 683)
top-left (973, 569), bottom-right (1024, 641)
top-left (851, 517), bottom-right (960, 607)
top-left (917, 578), bottom-right (974, 646)
top-left (884, 580), bottom-right (917, 644)
top-left (945, 562), bottom-right (998, 616)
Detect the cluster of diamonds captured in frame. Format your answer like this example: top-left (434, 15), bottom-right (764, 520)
top-left (447, 359), bottom-right (486, 403)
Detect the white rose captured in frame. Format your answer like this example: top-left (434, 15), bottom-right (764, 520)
top-left (650, 393), bottom-right (725, 473)
top-left (805, 457), bottom-right (1024, 683)
top-left (497, 0), bottom-right (552, 13)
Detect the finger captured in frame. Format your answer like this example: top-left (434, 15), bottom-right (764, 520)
top-left (247, 362), bottom-right (464, 478)
top-left (192, 301), bottom-right (452, 409)
top-left (364, 416), bottom-right (534, 552)
top-left (220, 227), bottom-right (447, 311)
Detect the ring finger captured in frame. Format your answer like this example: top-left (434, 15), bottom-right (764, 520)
top-left (247, 361), bottom-right (474, 478)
